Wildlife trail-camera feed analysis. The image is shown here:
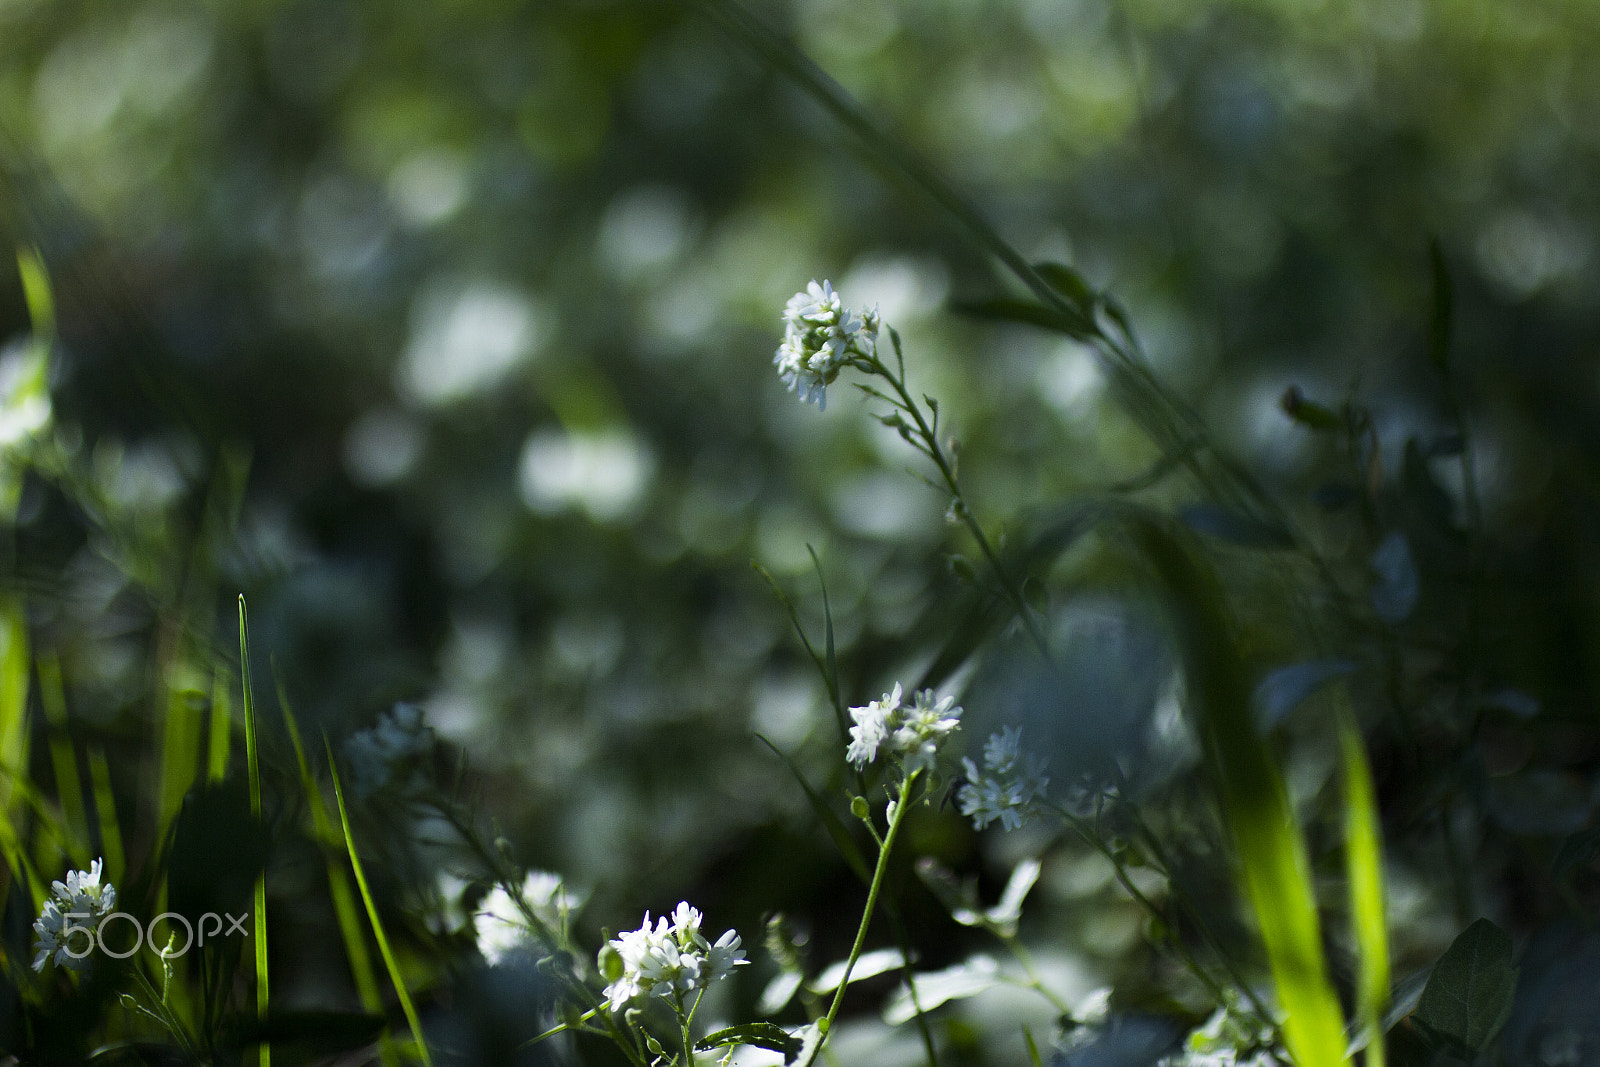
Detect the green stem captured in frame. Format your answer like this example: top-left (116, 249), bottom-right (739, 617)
top-left (995, 932), bottom-right (1071, 1017)
top-left (864, 353), bottom-right (1053, 662)
top-left (821, 774), bottom-right (918, 1042)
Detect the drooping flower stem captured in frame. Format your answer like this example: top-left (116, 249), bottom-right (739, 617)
top-left (860, 347), bottom-right (1053, 662)
top-left (820, 771), bottom-right (919, 1046)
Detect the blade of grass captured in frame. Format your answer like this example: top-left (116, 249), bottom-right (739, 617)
top-left (757, 735), bottom-right (870, 885)
top-left (239, 596), bottom-right (270, 1067)
top-left (37, 653), bottom-right (89, 865)
top-left (1339, 708), bottom-right (1389, 1067)
top-left (277, 674), bottom-right (397, 1067)
top-left (159, 654), bottom-right (204, 833)
top-left (87, 746), bottom-right (125, 883)
top-left (327, 740), bottom-right (435, 1067)
top-left (1128, 515), bottom-right (1347, 1067)
top-left (208, 667), bottom-right (232, 783)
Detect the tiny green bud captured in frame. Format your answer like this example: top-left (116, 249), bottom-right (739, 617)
top-left (817, 1018), bottom-right (830, 1035)
top-left (597, 943), bottom-right (623, 983)
top-left (646, 1035), bottom-right (665, 1056)
top-left (850, 796), bottom-right (870, 820)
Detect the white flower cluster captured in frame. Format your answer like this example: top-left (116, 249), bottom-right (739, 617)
top-left (957, 726), bottom-right (1048, 831)
top-left (846, 683), bottom-right (963, 774)
top-left (1158, 1002), bottom-right (1281, 1067)
top-left (602, 902), bottom-right (746, 1012)
top-left (774, 280), bottom-right (880, 410)
top-left (33, 859), bottom-right (117, 972)
top-left (474, 870), bottom-right (588, 967)
top-left (345, 703), bottom-right (434, 797)
top-left (0, 341), bottom-right (52, 454)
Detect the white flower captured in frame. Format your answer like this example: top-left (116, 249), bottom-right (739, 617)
top-left (602, 901), bottom-right (746, 1012)
top-left (0, 342), bottom-right (51, 452)
top-left (473, 870), bottom-right (587, 967)
top-left (345, 703), bottom-right (434, 797)
top-left (894, 690), bottom-right (963, 775)
top-left (847, 683), bottom-right (902, 768)
top-left (957, 727), bottom-right (1048, 831)
top-left (774, 280), bottom-right (880, 410)
top-left (33, 859), bottom-right (117, 972)
top-left (847, 684), bottom-right (963, 773)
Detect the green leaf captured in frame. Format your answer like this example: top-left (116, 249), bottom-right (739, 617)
top-left (1552, 826), bottom-right (1600, 877)
top-left (697, 1023), bottom-right (804, 1062)
top-left (1413, 918), bottom-right (1517, 1056)
top-left (1032, 261), bottom-right (1097, 317)
top-left (950, 297), bottom-right (1096, 340)
top-left (757, 736), bottom-right (871, 885)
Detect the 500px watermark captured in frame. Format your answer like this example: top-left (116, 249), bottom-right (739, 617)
top-left (53, 911), bottom-right (250, 962)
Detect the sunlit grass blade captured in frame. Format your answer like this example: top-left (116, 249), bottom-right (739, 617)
top-left (327, 740), bottom-right (435, 1067)
top-left (37, 652), bottom-right (89, 865)
top-left (240, 596), bottom-right (270, 1067)
top-left (159, 654), bottom-right (204, 834)
top-left (277, 675), bottom-right (397, 1067)
top-left (1129, 516), bottom-right (1346, 1067)
top-left (88, 745), bottom-right (125, 883)
top-left (16, 246), bottom-right (54, 339)
top-left (0, 598), bottom-right (39, 909)
top-left (209, 667), bottom-right (233, 782)
top-left (1339, 708), bottom-right (1389, 1067)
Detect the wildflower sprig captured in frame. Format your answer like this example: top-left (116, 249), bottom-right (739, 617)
top-left (775, 280), bottom-right (1053, 661)
top-left (32, 859), bottom-right (117, 972)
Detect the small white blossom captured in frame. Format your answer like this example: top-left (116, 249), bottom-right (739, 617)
top-left (345, 703), bottom-right (434, 797)
top-left (473, 870), bottom-right (587, 967)
top-left (774, 280), bottom-right (880, 410)
top-left (33, 859), bottom-right (117, 972)
top-left (958, 727), bottom-right (1048, 831)
top-left (847, 683), bottom-right (902, 768)
top-left (1158, 1000), bottom-right (1281, 1067)
top-left (602, 901), bottom-right (746, 1012)
top-left (847, 684), bottom-right (963, 773)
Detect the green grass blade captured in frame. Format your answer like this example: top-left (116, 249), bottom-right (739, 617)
top-left (87, 746), bottom-right (125, 883)
top-left (159, 655), bottom-right (204, 833)
top-left (277, 676), bottom-right (396, 1067)
top-left (757, 735), bottom-right (870, 885)
top-left (209, 667), bottom-right (233, 782)
top-left (240, 596), bottom-right (270, 1067)
top-left (1339, 710), bottom-right (1389, 1067)
top-left (327, 740), bottom-right (435, 1067)
top-left (37, 653), bottom-right (89, 865)
top-left (1128, 516), bottom-right (1346, 1067)
top-left (16, 246), bottom-right (54, 339)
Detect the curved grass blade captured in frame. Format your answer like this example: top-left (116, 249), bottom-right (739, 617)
top-left (757, 735), bottom-right (870, 885)
top-left (1338, 708), bottom-right (1389, 1067)
top-left (327, 740), bottom-right (435, 1067)
top-left (1127, 516), bottom-right (1346, 1067)
top-left (240, 596), bottom-right (270, 1067)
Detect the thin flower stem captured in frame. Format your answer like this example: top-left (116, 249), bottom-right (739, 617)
top-left (994, 931), bottom-right (1072, 1017)
top-left (862, 353), bottom-right (1053, 662)
top-left (821, 772), bottom-right (918, 1043)
top-left (1049, 803), bottom-right (1237, 1016)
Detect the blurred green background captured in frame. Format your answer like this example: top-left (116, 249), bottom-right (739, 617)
top-left (2, 0), bottom-right (1600, 1061)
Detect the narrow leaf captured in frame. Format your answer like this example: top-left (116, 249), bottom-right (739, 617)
top-left (697, 1022), bottom-right (804, 1062)
top-left (757, 735), bottom-right (870, 885)
top-left (1339, 710), bottom-right (1389, 1067)
top-left (329, 742), bottom-right (435, 1067)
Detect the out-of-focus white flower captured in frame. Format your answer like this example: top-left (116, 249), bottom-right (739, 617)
top-left (473, 871), bottom-right (587, 967)
top-left (774, 280), bottom-right (880, 410)
top-left (957, 726), bottom-right (1048, 831)
top-left (33, 859), bottom-right (117, 972)
top-left (345, 703), bottom-right (434, 798)
top-left (846, 684), bottom-right (963, 773)
top-left (0, 342), bottom-right (51, 452)
top-left (602, 901), bottom-right (746, 1012)
top-left (1158, 999), bottom-right (1281, 1066)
